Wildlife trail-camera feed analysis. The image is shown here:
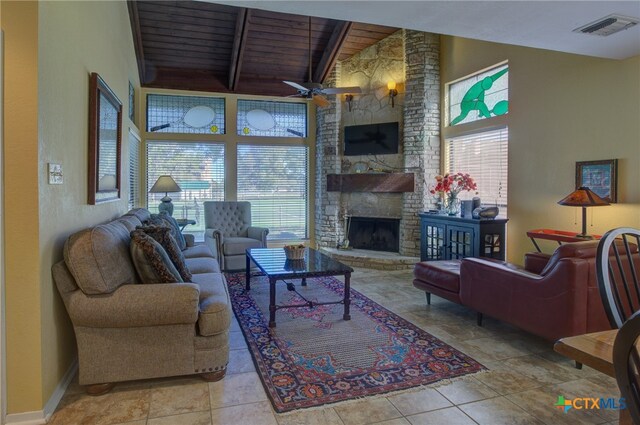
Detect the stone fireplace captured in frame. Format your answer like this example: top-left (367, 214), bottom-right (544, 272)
top-left (315, 30), bottom-right (441, 258)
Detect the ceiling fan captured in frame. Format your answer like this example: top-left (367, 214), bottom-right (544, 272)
top-left (283, 17), bottom-right (361, 107)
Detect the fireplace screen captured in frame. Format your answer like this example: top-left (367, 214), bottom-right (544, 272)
top-left (348, 217), bottom-right (400, 253)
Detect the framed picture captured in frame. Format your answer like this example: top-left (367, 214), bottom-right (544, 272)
top-left (575, 159), bottom-right (618, 203)
top-left (88, 72), bottom-right (122, 204)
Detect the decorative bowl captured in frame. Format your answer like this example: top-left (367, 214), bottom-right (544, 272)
top-left (283, 244), bottom-right (306, 260)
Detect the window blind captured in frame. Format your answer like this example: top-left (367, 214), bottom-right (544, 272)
top-left (237, 145), bottom-right (308, 240)
top-left (147, 141), bottom-right (225, 239)
top-left (128, 135), bottom-right (140, 209)
top-left (445, 128), bottom-right (508, 208)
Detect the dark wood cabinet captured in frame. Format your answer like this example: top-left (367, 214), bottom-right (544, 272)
top-left (419, 213), bottom-right (508, 261)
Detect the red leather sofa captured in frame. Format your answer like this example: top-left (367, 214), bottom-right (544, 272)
top-left (413, 241), bottom-right (614, 341)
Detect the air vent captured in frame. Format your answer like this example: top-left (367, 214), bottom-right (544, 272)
top-left (573, 14), bottom-right (639, 36)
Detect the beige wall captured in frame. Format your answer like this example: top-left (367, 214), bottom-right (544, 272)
top-left (2, 0), bottom-right (139, 414)
top-left (38, 0), bottom-right (140, 408)
top-left (1, 0), bottom-right (44, 413)
top-left (440, 36), bottom-right (640, 263)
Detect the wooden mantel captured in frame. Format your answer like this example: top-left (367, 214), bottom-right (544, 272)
top-left (327, 173), bottom-right (415, 193)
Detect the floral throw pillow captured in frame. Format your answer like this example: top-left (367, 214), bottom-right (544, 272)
top-left (130, 229), bottom-right (183, 284)
top-left (137, 225), bottom-right (192, 282)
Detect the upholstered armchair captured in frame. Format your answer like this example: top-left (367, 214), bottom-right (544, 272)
top-left (204, 201), bottom-right (269, 271)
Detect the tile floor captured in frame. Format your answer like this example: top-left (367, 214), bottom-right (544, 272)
top-left (49, 267), bottom-right (621, 425)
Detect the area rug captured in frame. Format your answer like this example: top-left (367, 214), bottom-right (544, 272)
top-left (225, 272), bottom-right (485, 413)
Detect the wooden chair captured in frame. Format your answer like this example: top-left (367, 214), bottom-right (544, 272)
top-left (597, 227), bottom-right (640, 328)
top-left (613, 309), bottom-right (640, 424)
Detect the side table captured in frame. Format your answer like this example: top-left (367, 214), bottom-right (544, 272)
top-left (175, 218), bottom-right (196, 231)
top-left (526, 228), bottom-right (601, 252)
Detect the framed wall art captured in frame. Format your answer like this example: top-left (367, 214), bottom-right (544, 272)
top-left (575, 159), bottom-right (618, 203)
top-left (88, 72), bottom-right (122, 204)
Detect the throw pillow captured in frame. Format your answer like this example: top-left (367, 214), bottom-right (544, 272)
top-left (159, 212), bottom-right (187, 251)
top-left (137, 225), bottom-right (192, 282)
top-left (130, 229), bottom-right (183, 284)
top-left (148, 213), bottom-right (187, 251)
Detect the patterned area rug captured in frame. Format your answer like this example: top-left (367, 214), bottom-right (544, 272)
top-left (225, 273), bottom-right (485, 413)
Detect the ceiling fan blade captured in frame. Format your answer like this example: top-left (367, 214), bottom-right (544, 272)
top-left (322, 86), bottom-right (362, 95)
top-left (312, 94), bottom-right (331, 108)
top-left (283, 80), bottom-right (310, 92)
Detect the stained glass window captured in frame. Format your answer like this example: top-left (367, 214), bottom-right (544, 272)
top-left (447, 63), bottom-right (508, 126)
top-left (237, 100), bottom-right (307, 137)
top-left (147, 94), bottom-right (225, 134)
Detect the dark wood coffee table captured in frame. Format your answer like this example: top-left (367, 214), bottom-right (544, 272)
top-left (245, 248), bottom-right (354, 328)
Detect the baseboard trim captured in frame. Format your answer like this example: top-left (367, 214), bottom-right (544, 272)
top-left (4, 410), bottom-right (45, 425)
top-left (43, 359), bottom-right (77, 421)
top-left (5, 359), bottom-right (77, 425)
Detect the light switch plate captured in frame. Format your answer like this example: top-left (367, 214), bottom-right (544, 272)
top-left (48, 163), bottom-right (63, 184)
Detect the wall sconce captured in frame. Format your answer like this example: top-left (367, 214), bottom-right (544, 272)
top-left (387, 80), bottom-right (398, 108)
top-left (345, 94), bottom-right (354, 111)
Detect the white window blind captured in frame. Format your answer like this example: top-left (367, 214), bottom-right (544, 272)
top-left (445, 128), bottom-right (508, 209)
top-left (128, 134), bottom-right (140, 209)
top-left (147, 141), bottom-right (225, 239)
top-left (237, 145), bottom-right (308, 240)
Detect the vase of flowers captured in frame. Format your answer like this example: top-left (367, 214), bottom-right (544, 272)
top-left (430, 173), bottom-right (477, 216)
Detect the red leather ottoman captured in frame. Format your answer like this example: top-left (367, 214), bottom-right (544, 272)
top-left (413, 260), bottom-right (462, 305)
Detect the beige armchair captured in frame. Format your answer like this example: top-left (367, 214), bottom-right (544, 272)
top-left (204, 201), bottom-right (269, 271)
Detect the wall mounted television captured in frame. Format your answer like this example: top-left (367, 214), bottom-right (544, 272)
top-left (343, 122), bottom-right (399, 156)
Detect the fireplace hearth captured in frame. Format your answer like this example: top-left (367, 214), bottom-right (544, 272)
top-left (348, 217), bottom-right (400, 253)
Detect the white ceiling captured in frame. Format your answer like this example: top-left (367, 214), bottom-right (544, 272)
top-left (212, 1), bottom-right (640, 59)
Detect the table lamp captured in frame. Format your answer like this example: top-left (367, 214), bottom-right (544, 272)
top-left (557, 186), bottom-right (610, 239)
top-left (149, 175), bottom-right (181, 216)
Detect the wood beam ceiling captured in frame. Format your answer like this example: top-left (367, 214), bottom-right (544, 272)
top-left (127, 0), bottom-right (146, 84)
top-left (228, 8), bottom-right (250, 91)
top-left (313, 21), bottom-right (352, 84)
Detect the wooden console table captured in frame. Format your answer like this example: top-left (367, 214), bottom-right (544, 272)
top-left (527, 228), bottom-right (601, 252)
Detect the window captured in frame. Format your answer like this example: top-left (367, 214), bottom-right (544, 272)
top-left (447, 63), bottom-right (508, 126)
top-left (128, 132), bottom-right (140, 209)
top-left (146, 94), bottom-right (225, 134)
top-left (237, 145), bottom-right (308, 240)
top-left (445, 128), bottom-right (508, 210)
top-left (237, 100), bottom-right (307, 138)
top-left (147, 142), bottom-right (225, 239)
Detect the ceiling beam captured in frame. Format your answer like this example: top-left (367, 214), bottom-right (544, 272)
top-left (228, 8), bottom-right (251, 91)
top-left (127, 0), bottom-right (146, 85)
top-left (313, 20), bottom-right (353, 84)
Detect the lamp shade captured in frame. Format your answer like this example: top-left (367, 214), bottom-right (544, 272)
top-left (557, 186), bottom-right (610, 207)
top-left (149, 175), bottom-right (181, 194)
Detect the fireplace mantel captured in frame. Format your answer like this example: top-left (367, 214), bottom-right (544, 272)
top-left (327, 173), bottom-right (414, 193)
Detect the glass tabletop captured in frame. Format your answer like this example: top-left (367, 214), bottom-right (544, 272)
top-left (247, 247), bottom-right (353, 277)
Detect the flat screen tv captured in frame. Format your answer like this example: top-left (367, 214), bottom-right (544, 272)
top-left (344, 122), bottom-right (399, 156)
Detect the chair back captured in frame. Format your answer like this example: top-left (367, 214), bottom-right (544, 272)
top-left (203, 201), bottom-right (252, 237)
top-left (597, 227), bottom-right (640, 328)
top-left (613, 309), bottom-right (640, 424)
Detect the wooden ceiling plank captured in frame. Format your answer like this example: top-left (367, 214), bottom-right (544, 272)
top-left (143, 41), bottom-right (232, 56)
top-left (313, 21), bottom-right (353, 83)
top-left (142, 28), bottom-right (233, 44)
top-left (137, 1), bottom-right (237, 17)
top-left (139, 21), bottom-right (236, 37)
top-left (136, 10), bottom-right (237, 29)
top-left (228, 8), bottom-right (250, 91)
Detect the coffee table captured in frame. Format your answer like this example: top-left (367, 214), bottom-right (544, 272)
top-left (245, 247), bottom-right (354, 328)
